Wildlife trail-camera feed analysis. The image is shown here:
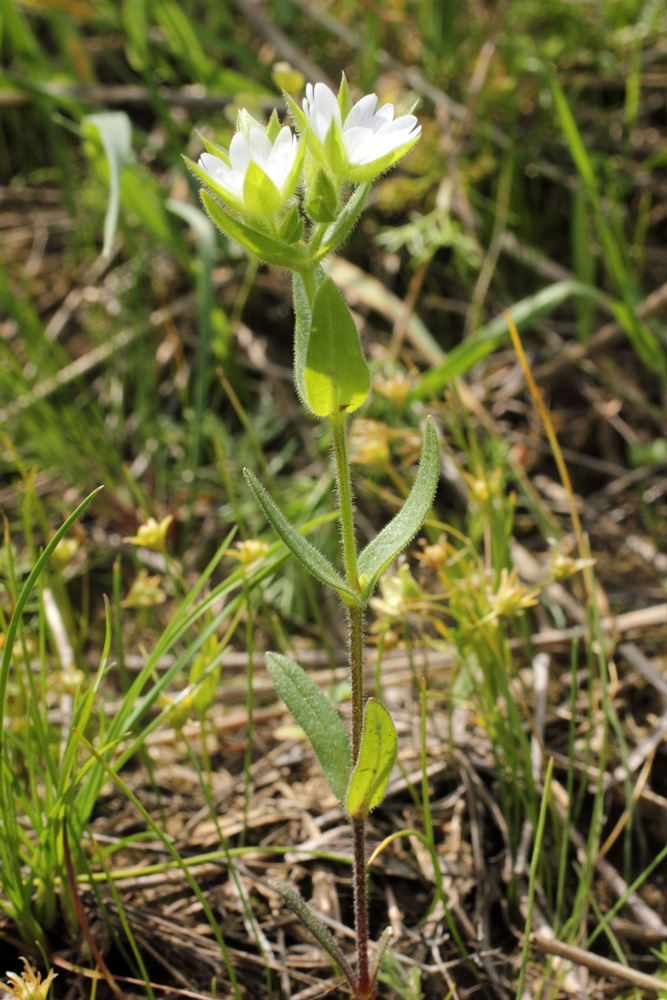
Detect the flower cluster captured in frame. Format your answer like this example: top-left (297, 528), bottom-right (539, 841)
top-left (188, 76), bottom-right (420, 227)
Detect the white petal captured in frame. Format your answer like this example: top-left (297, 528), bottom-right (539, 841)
top-left (198, 153), bottom-right (244, 198)
top-left (374, 102), bottom-right (395, 124)
top-left (379, 115), bottom-right (420, 136)
top-left (229, 132), bottom-right (251, 173)
top-left (266, 127), bottom-right (297, 188)
top-left (344, 93), bottom-right (379, 130)
top-left (248, 127), bottom-right (272, 166)
top-left (342, 125), bottom-right (417, 166)
top-left (312, 82), bottom-right (340, 119)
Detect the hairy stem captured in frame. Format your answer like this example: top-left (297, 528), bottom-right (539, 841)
top-left (330, 412), bottom-right (370, 997)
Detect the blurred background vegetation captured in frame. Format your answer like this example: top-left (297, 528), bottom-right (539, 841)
top-left (1, 0), bottom-right (667, 996)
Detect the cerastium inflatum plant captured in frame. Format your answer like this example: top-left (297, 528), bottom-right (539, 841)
top-left (188, 76), bottom-right (438, 1000)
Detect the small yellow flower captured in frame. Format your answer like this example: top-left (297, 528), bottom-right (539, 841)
top-left (482, 568), bottom-right (538, 624)
top-left (349, 419), bottom-right (391, 468)
top-left (51, 536), bottom-right (79, 571)
top-left (418, 533), bottom-right (449, 571)
top-left (226, 539), bottom-right (270, 567)
top-left (121, 569), bottom-right (167, 608)
top-left (55, 663), bottom-right (85, 695)
top-left (373, 370), bottom-right (412, 410)
top-left (124, 515), bottom-right (173, 553)
top-left (461, 467), bottom-right (502, 505)
top-left (3, 958), bottom-right (57, 1000)
top-left (370, 564), bottom-right (422, 624)
top-left (271, 61), bottom-right (305, 95)
top-left (158, 691), bottom-right (194, 733)
top-left (549, 538), bottom-right (595, 581)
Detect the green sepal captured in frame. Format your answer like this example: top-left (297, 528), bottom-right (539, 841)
top-left (200, 189), bottom-right (306, 269)
top-left (266, 107), bottom-right (282, 142)
top-left (338, 73), bottom-right (353, 119)
top-left (314, 181), bottom-right (372, 262)
top-left (346, 698), bottom-right (397, 819)
top-left (243, 160), bottom-right (283, 216)
top-left (283, 89), bottom-right (308, 133)
top-left (278, 203), bottom-right (304, 244)
top-left (304, 278), bottom-right (370, 417)
top-left (357, 417), bottom-right (439, 602)
top-left (236, 107), bottom-right (264, 139)
top-left (304, 168), bottom-right (339, 223)
top-left (195, 131), bottom-right (230, 166)
top-left (323, 120), bottom-right (348, 176)
top-left (184, 155), bottom-right (245, 214)
top-left (244, 467), bottom-right (358, 601)
top-left (266, 653), bottom-right (352, 803)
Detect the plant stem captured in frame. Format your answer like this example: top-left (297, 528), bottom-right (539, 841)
top-left (329, 412), bottom-right (371, 997)
top-left (330, 413), bottom-right (360, 595)
top-left (300, 264), bottom-right (318, 308)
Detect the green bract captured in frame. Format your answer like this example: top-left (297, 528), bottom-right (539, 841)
top-left (304, 278), bottom-right (370, 418)
top-left (346, 699), bottom-right (397, 820)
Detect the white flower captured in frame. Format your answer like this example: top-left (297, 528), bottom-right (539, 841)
top-left (302, 81), bottom-right (421, 181)
top-left (195, 122), bottom-right (302, 217)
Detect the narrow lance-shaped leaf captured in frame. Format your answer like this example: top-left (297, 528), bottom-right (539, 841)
top-left (304, 277), bottom-right (370, 417)
top-left (82, 112), bottom-right (132, 256)
top-left (266, 653), bottom-right (352, 803)
top-left (244, 468), bottom-right (358, 602)
top-left (347, 698), bottom-right (397, 820)
top-left (357, 417), bottom-right (439, 603)
top-left (269, 879), bottom-right (356, 991)
top-left (198, 187), bottom-right (306, 270)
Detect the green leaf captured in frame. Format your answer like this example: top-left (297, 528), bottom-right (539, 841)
top-left (244, 468), bottom-right (358, 601)
top-left (304, 278), bottom-right (370, 417)
top-left (199, 189), bottom-right (306, 269)
top-left (304, 169), bottom-right (339, 223)
top-left (416, 280), bottom-right (611, 396)
top-left (314, 182), bottom-right (371, 262)
top-left (266, 653), bottom-right (352, 802)
top-left (82, 112), bottom-right (132, 257)
top-left (357, 417), bottom-right (439, 602)
top-left (293, 270), bottom-right (317, 412)
top-left (269, 879), bottom-right (355, 989)
top-left (346, 699), bottom-right (397, 819)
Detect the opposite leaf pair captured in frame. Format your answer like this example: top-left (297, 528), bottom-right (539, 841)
top-left (244, 417), bottom-right (440, 605)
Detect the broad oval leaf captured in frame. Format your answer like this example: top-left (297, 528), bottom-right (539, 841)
top-left (304, 278), bottom-right (370, 417)
top-left (199, 188), bottom-right (306, 270)
top-left (267, 653), bottom-right (352, 804)
top-left (346, 698), bottom-right (397, 820)
top-left (244, 468), bottom-right (358, 602)
top-left (357, 417), bottom-right (440, 602)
